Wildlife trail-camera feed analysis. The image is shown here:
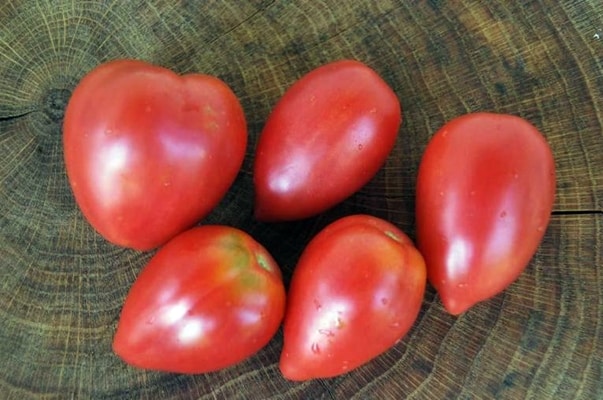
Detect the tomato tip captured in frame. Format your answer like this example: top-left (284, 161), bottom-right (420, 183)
top-left (441, 297), bottom-right (472, 316)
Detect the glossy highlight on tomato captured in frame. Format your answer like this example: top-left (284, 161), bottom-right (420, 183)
top-left (253, 60), bottom-right (402, 221)
top-left (63, 60), bottom-right (247, 250)
top-left (416, 112), bottom-right (556, 315)
top-left (280, 215), bottom-right (426, 381)
top-left (113, 226), bottom-right (286, 374)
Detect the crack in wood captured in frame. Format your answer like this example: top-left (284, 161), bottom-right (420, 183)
top-left (0, 111), bottom-right (34, 122)
top-left (552, 210), bottom-right (603, 215)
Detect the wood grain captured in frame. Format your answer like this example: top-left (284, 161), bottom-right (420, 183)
top-left (0, 1), bottom-right (601, 398)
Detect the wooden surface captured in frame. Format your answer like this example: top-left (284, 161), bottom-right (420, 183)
top-left (1, 1), bottom-right (601, 399)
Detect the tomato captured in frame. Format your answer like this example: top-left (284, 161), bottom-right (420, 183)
top-left (279, 215), bottom-right (426, 381)
top-left (63, 60), bottom-right (247, 250)
top-left (112, 226), bottom-right (285, 374)
top-left (416, 112), bottom-right (556, 315)
top-left (253, 60), bottom-right (401, 221)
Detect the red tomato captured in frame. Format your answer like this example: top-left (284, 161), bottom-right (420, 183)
top-left (253, 60), bottom-right (401, 221)
top-left (416, 112), bottom-right (556, 315)
top-left (113, 226), bottom-right (286, 374)
top-left (63, 60), bottom-right (247, 250)
top-left (280, 215), bottom-right (426, 381)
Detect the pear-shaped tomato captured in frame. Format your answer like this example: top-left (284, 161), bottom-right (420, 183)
top-left (416, 112), bottom-right (556, 315)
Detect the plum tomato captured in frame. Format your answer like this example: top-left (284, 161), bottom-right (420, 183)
top-left (253, 60), bottom-right (402, 221)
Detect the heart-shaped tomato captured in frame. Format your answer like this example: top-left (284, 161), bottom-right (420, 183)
top-left (280, 215), bottom-right (426, 380)
top-left (63, 60), bottom-right (247, 250)
top-left (113, 226), bottom-right (286, 373)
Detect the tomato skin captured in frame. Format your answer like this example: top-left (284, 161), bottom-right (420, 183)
top-left (280, 215), bottom-right (426, 381)
top-left (112, 226), bottom-right (286, 374)
top-left (253, 60), bottom-right (402, 221)
top-left (416, 112), bottom-right (556, 315)
top-left (63, 60), bottom-right (247, 250)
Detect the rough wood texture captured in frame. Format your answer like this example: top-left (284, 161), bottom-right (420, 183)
top-left (1, 1), bottom-right (601, 399)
